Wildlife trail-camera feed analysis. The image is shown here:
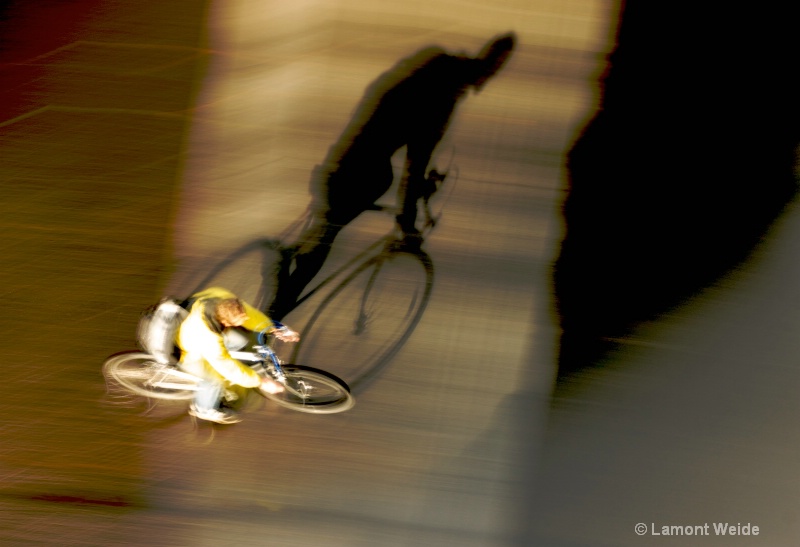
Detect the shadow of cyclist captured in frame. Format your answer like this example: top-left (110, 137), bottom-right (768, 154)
top-left (268, 32), bottom-right (517, 320)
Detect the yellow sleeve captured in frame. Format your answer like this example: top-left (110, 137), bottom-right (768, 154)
top-left (240, 300), bottom-right (274, 334)
top-left (196, 329), bottom-right (262, 388)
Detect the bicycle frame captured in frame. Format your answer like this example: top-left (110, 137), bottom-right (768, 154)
top-left (231, 342), bottom-right (319, 400)
top-left (229, 345), bottom-right (286, 383)
top-left (145, 364), bottom-right (202, 392)
top-left (140, 334), bottom-right (285, 394)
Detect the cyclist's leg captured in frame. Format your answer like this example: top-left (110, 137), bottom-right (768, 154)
top-left (270, 213), bottom-right (342, 319)
top-left (271, 160), bottom-right (340, 318)
top-left (194, 378), bottom-right (223, 411)
top-left (325, 155), bottom-right (394, 213)
top-left (396, 188), bottom-right (419, 235)
top-left (420, 168), bottom-right (446, 224)
top-left (190, 378), bottom-right (241, 423)
top-left (396, 147), bottom-right (438, 237)
top-left (271, 160), bottom-right (393, 318)
top-left (181, 356), bottom-right (238, 421)
top-left (397, 170), bottom-right (444, 244)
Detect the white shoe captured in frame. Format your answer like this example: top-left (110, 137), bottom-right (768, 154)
top-left (188, 405), bottom-right (242, 424)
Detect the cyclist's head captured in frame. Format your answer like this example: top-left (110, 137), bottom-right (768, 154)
top-left (470, 32), bottom-right (516, 91)
top-left (216, 298), bottom-right (247, 327)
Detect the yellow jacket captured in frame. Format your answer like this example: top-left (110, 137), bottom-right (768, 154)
top-left (177, 287), bottom-right (273, 388)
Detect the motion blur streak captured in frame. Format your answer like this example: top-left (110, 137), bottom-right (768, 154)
top-left (2, 1), bottom-right (612, 546)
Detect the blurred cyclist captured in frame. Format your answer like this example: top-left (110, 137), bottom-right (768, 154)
top-left (178, 286), bottom-right (299, 424)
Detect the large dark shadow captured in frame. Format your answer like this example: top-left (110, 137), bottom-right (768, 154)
top-left (268, 32), bottom-right (516, 320)
top-left (554, 1), bottom-right (799, 383)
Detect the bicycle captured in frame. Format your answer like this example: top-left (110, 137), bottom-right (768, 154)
top-left (184, 163), bottom-right (457, 391)
top-left (103, 328), bottom-right (355, 415)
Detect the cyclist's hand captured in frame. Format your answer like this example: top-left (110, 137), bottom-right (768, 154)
top-left (273, 327), bottom-right (300, 343)
top-left (261, 378), bottom-right (284, 394)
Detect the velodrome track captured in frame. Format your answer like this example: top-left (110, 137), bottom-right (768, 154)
top-left (2, 2), bottom-right (798, 546)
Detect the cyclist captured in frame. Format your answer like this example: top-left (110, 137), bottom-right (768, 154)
top-left (269, 31), bottom-right (517, 319)
top-left (177, 286), bottom-right (300, 424)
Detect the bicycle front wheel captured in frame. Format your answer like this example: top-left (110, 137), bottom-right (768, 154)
top-left (292, 247), bottom-right (433, 390)
top-left (103, 352), bottom-right (197, 401)
top-left (261, 365), bottom-right (354, 414)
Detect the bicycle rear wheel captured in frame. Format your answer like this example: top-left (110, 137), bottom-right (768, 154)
top-left (103, 352), bottom-right (197, 400)
top-left (260, 365), bottom-right (354, 414)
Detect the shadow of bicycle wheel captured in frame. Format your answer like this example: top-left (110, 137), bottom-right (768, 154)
top-left (186, 238), bottom-right (283, 310)
top-left (288, 243), bottom-right (435, 394)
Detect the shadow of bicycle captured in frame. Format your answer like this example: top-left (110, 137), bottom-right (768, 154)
top-left (185, 238), bottom-right (283, 310)
top-left (187, 235), bottom-right (435, 394)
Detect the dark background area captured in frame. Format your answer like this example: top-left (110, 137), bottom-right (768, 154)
top-left (555, 1), bottom-right (799, 382)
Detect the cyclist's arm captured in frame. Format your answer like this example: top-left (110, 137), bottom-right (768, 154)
top-left (240, 301), bottom-right (300, 342)
top-left (239, 300), bottom-right (272, 332)
top-left (184, 316), bottom-right (262, 388)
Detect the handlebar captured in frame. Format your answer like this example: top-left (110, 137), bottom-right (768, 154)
top-left (257, 320), bottom-right (284, 345)
top-left (257, 322), bottom-right (297, 346)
